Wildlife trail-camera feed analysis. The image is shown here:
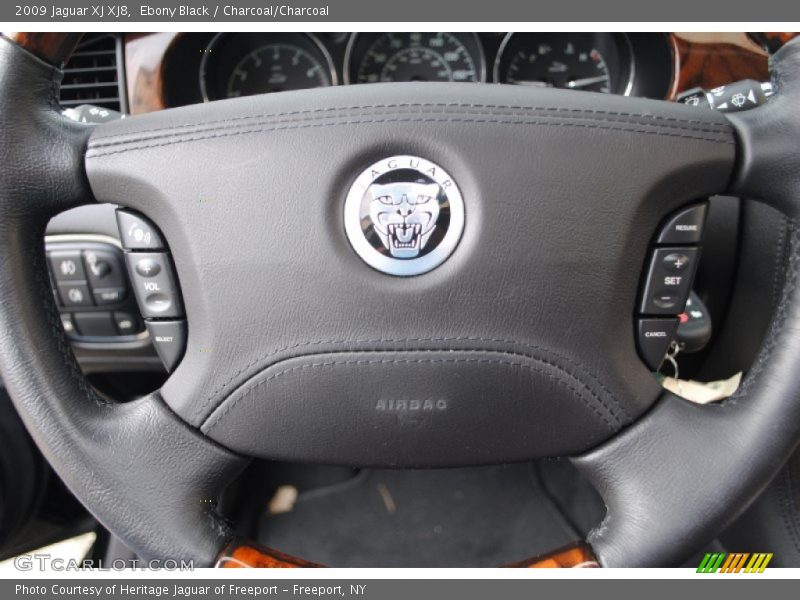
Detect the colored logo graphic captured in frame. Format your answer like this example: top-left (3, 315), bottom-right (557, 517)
top-left (697, 552), bottom-right (773, 573)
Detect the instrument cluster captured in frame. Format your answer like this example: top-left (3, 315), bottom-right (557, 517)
top-left (164, 33), bottom-right (673, 106)
top-left (344, 33), bottom-right (486, 85)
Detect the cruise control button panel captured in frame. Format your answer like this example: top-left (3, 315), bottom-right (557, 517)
top-left (636, 202), bottom-right (707, 370)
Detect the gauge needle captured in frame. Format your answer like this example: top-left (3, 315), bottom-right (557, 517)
top-left (567, 75), bottom-right (610, 89)
top-left (510, 81), bottom-right (553, 87)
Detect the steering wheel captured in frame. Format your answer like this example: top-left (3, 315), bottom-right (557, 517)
top-left (1, 32), bottom-right (799, 568)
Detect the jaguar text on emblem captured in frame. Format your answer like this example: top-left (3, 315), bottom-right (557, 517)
top-left (344, 155), bottom-right (465, 276)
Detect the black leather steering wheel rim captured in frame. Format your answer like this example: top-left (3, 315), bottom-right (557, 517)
top-left (574, 39), bottom-right (800, 566)
top-left (0, 36), bottom-right (248, 566)
top-left (1, 33), bottom-right (799, 567)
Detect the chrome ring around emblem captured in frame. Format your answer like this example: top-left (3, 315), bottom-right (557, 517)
top-left (344, 155), bottom-right (465, 276)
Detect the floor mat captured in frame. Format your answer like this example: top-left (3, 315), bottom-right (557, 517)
top-left (258, 463), bottom-right (579, 567)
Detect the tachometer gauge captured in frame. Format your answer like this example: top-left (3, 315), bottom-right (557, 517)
top-left (494, 33), bottom-right (631, 95)
top-left (200, 33), bottom-right (336, 101)
top-left (345, 33), bottom-right (486, 84)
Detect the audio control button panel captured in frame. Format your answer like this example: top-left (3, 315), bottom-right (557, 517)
top-left (116, 210), bottom-right (187, 373)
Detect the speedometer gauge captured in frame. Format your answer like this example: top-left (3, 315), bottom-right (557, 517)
top-left (494, 33), bottom-right (631, 95)
top-left (200, 33), bottom-right (336, 101)
top-left (345, 33), bottom-right (486, 84)
top-left (226, 44), bottom-right (329, 97)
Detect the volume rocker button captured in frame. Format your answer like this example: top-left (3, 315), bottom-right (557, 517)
top-left (124, 253), bottom-right (184, 318)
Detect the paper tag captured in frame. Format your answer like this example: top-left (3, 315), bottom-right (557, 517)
top-left (661, 372), bottom-right (742, 404)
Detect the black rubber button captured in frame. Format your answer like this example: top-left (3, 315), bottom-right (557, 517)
top-left (639, 247), bottom-right (700, 315)
top-left (116, 210), bottom-right (164, 250)
top-left (637, 318), bottom-right (679, 370)
top-left (656, 204), bottom-right (708, 245)
top-left (114, 312), bottom-right (141, 336)
top-left (73, 312), bottom-right (117, 337)
top-left (83, 248), bottom-right (125, 289)
top-left (124, 253), bottom-right (184, 318)
top-left (49, 250), bottom-right (86, 282)
top-left (652, 291), bottom-right (681, 310)
top-left (662, 252), bottom-right (692, 272)
top-left (57, 282), bottom-right (92, 307)
top-left (146, 320), bottom-right (187, 373)
top-left (134, 257), bottom-right (162, 278)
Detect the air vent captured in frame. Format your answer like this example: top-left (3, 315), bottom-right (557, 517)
top-left (59, 34), bottom-right (124, 112)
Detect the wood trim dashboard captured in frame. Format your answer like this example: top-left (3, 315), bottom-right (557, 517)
top-left (4, 32), bottom-right (83, 65)
top-left (121, 32), bottom-right (795, 115)
top-left (667, 32), bottom-right (770, 99)
top-left (124, 32), bottom-right (178, 114)
top-left (215, 539), bottom-right (598, 568)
